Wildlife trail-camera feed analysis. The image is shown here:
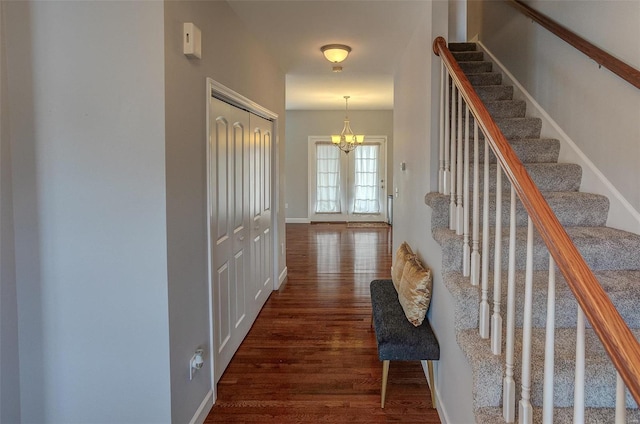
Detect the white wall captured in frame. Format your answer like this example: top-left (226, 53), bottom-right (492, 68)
top-left (5, 2), bottom-right (171, 422)
top-left (0, 2), bottom-right (21, 421)
top-left (448, 0), bottom-right (467, 42)
top-left (285, 110), bottom-right (393, 219)
top-left (472, 0), bottom-right (640, 228)
top-left (163, 2), bottom-right (285, 422)
top-left (393, 1), bottom-right (475, 422)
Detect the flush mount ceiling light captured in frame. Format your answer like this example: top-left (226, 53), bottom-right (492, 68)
top-left (321, 44), bottom-right (352, 72)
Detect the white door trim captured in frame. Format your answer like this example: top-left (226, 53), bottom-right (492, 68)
top-left (205, 78), bottom-right (279, 404)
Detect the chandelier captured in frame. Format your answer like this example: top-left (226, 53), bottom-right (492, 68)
top-left (331, 96), bottom-right (364, 154)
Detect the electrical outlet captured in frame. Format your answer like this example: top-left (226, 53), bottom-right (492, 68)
top-left (189, 349), bottom-right (205, 380)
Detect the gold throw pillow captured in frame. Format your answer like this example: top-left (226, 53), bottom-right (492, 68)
top-left (398, 257), bottom-right (433, 326)
top-left (392, 242), bottom-right (416, 292)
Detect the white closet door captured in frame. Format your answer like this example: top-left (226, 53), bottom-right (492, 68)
top-left (249, 114), bottom-right (273, 316)
top-left (209, 97), bottom-right (251, 383)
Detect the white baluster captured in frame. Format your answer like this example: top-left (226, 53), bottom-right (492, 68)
top-left (449, 85), bottom-right (457, 231)
top-left (574, 306), bottom-right (585, 424)
top-left (479, 133), bottom-right (490, 338)
top-left (503, 186), bottom-right (517, 423)
top-left (456, 90), bottom-right (464, 235)
top-left (462, 103), bottom-right (470, 277)
top-left (543, 256), bottom-right (556, 424)
top-left (470, 120), bottom-right (480, 286)
top-left (438, 62), bottom-right (445, 194)
top-left (615, 372), bottom-right (626, 424)
top-left (519, 218), bottom-right (534, 424)
top-left (491, 166), bottom-right (503, 355)
top-left (443, 74), bottom-right (450, 196)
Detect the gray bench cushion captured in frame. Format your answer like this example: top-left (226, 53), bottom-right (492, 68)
top-left (370, 279), bottom-right (440, 361)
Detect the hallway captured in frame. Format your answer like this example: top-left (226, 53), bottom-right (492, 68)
top-left (206, 223), bottom-right (440, 423)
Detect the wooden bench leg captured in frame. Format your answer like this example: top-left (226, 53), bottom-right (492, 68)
top-left (381, 360), bottom-right (390, 408)
top-left (427, 360), bottom-right (437, 409)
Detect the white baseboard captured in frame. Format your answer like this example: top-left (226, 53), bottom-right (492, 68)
top-left (477, 41), bottom-right (640, 234)
top-left (286, 218), bottom-right (310, 224)
top-left (421, 360), bottom-right (448, 424)
top-left (189, 389), bottom-right (213, 424)
top-left (275, 266), bottom-right (287, 290)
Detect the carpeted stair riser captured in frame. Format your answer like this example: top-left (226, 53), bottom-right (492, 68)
top-left (484, 100), bottom-right (527, 118)
top-left (475, 85), bottom-right (514, 102)
top-left (425, 192), bottom-right (609, 229)
top-left (476, 406), bottom-right (640, 424)
top-left (452, 51), bottom-right (484, 62)
top-left (448, 99), bottom-right (526, 119)
top-left (474, 117), bottom-right (543, 139)
top-left (434, 226), bottom-right (640, 273)
top-left (468, 72), bottom-right (503, 86)
top-left (458, 328), bottom-right (640, 409)
top-left (468, 163), bottom-right (582, 193)
top-left (444, 269), bottom-right (640, 331)
top-left (466, 138), bottom-right (560, 164)
top-left (458, 61), bottom-right (494, 74)
top-left (448, 42), bottom-right (478, 52)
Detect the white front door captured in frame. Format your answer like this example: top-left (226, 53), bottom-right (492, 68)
top-left (308, 136), bottom-right (387, 222)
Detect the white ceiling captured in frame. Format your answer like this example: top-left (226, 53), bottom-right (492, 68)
top-left (227, 0), bottom-right (429, 110)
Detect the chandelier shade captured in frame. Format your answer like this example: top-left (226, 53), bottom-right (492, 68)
top-left (332, 96), bottom-right (365, 154)
top-left (321, 44), bottom-right (351, 63)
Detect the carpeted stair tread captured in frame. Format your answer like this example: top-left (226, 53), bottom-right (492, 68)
top-left (448, 42), bottom-right (477, 52)
top-left (458, 60), bottom-right (493, 74)
top-left (452, 51), bottom-right (484, 62)
top-left (475, 85), bottom-right (514, 102)
top-left (434, 225), bottom-right (640, 273)
top-left (458, 327), bottom-right (640, 409)
top-left (468, 72), bottom-right (503, 86)
top-left (476, 406), bottom-right (640, 424)
top-left (425, 191), bottom-right (608, 229)
top-left (469, 163), bottom-right (582, 193)
top-left (444, 269), bottom-right (640, 331)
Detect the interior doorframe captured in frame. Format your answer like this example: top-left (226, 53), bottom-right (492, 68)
top-left (205, 78), bottom-right (279, 403)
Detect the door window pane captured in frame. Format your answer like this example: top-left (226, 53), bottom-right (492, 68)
top-left (353, 145), bottom-right (379, 213)
top-left (315, 144), bottom-right (341, 213)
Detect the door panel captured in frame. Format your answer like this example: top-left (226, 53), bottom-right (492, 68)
top-left (250, 115), bottom-right (273, 314)
top-left (209, 98), bottom-right (250, 383)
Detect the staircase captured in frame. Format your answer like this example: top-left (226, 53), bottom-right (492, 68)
top-left (426, 42), bottom-right (640, 423)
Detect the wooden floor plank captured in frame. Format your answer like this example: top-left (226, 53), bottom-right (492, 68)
top-left (205, 223), bottom-right (441, 423)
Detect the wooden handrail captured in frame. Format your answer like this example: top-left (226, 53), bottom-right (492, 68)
top-left (507, 0), bottom-right (640, 90)
top-left (433, 36), bottom-right (640, 404)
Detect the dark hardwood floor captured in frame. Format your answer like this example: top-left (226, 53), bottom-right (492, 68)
top-left (205, 223), bottom-right (441, 423)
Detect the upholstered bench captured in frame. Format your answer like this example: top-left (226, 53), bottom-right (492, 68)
top-left (370, 279), bottom-right (440, 408)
